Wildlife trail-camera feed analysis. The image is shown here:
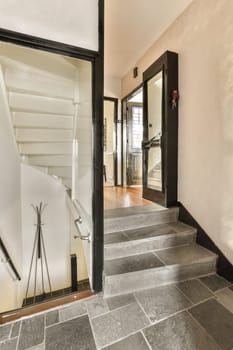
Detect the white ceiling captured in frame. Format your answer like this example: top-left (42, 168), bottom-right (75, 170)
top-left (105, 0), bottom-right (193, 79)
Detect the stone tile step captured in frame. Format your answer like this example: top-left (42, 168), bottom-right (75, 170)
top-left (104, 205), bottom-right (179, 233)
top-left (104, 221), bottom-right (196, 260)
top-left (104, 204), bottom-right (165, 219)
top-left (104, 244), bottom-right (217, 297)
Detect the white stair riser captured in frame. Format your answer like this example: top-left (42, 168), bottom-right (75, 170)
top-left (33, 166), bottom-right (49, 174)
top-left (104, 232), bottom-right (196, 260)
top-left (9, 92), bottom-right (75, 115)
top-left (105, 208), bottom-right (179, 233)
top-left (5, 69), bottom-right (74, 100)
top-left (28, 155), bottom-right (72, 167)
top-left (104, 259), bottom-right (217, 297)
top-left (19, 142), bottom-right (72, 155)
top-left (13, 112), bottom-right (73, 129)
top-left (62, 178), bottom-right (72, 188)
top-left (16, 128), bottom-right (72, 142)
top-left (48, 166), bottom-right (72, 178)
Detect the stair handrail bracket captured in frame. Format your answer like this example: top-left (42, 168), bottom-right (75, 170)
top-left (0, 236), bottom-right (21, 281)
top-left (65, 192), bottom-right (91, 244)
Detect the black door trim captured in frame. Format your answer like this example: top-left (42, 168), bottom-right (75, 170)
top-left (0, 0), bottom-right (104, 293)
top-left (143, 51), bottom-right (178, 207)
top-left (104, 96), bottom-right (119, 186)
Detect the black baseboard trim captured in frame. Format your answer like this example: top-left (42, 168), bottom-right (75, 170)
top-left (178, 203), bottom-right (233, 282)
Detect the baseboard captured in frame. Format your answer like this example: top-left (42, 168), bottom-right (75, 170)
top-left (0, 290), bottom-right (92, 325)
top-left (178, 202), bottom-right (233, 282)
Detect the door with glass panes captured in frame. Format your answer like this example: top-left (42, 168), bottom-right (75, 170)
top-left (126, 102), bottom-right (143, 186)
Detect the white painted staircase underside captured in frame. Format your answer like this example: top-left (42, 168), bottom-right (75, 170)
top-left (1, 54), bottom-right (80, 189)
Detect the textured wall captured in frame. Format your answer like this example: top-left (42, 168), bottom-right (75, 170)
top-left (122, 0), bottom-right (233, 264)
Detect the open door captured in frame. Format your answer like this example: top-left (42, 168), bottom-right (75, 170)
top-left (126, 102), bottom-right (143, 186)
top-left (142, 51), bottom-right (178, 207)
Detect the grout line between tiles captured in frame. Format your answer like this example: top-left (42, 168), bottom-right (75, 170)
top-left (185, 296), bottom-right (214, 311)
top-left (16, 319), bottom-right (22, 350)
top-left (88, 311), bottom-right (100, 350)
top-left (140, 330), bottom-right (153, 350)
top-left (147, 305), bottom-right (194, 327)
top-left (133, 294), bottom-right (152, 325)
top-left (90, 300), bottom-right (136, 320)
top-left (58, 312), bottom-right (88, 324)
top-left (187, 309), bottom-right (224, 350)
top-left (213, 296), bottom-right (233, 315)
top-left (43, 313), bottom-right (45, 348)
top-left (8, 322), bottom-right (13, 340)
top-left (152, 251), bottom-right (167, 266)
top-left (98, 328), bottom-right (148, 350)
top-left (213, 284), bottom-right (233, 295)
top-left (173, 284), bottom-right (194, 305)
top-left (197, 276), bottom-right (219, 294)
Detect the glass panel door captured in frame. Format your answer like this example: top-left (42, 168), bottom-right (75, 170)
top-left (142, 51), bottom-right (179, 207)
top-left (126, 103), bottom-right (143, 186)
top-left (147, 71), bottom-right (163, 191)
top-left (142, 69), bottom-right (164, 202)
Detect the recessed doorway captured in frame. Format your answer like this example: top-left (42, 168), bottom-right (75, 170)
top-left (122, 87), bottom-right (143, 187)
top-left (103, 97), bottom-right (118, 187)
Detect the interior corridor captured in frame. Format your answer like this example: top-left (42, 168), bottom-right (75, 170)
top-left (104, 186), bottom-right (152, 210)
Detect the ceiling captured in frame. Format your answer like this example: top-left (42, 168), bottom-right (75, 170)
top-left (105, 0), bottom-right (193, 79)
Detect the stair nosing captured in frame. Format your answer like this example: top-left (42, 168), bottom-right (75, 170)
top-left (104, 228), bottom-right (197, 247)
top-left (104, 255), bottom-right (218, 279)
top-left (104, 243), bottom-right (194, 260)
top-left (104, 207), bottom-right (179, 221)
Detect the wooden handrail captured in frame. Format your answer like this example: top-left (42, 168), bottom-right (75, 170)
top-left (0, 237), bottom-right (21, 281)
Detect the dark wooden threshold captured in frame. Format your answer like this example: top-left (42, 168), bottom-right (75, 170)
top-left (0, 290), bottom-right (92, 325)
top-left (178, 202), bottom-right (233, 282)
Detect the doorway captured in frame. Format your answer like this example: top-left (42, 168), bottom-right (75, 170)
top-left (121, 51), bottom-right (179, 208)
top-left (103, 97), bottom-right (118, 187)
top-left (122, 87), bottom-right (143, 187)
top-left (0, 25), bottom-right (104, 320)
top-left (142, 51), bottom-right (178, 207)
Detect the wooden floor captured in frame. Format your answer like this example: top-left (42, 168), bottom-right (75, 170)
top-left (104, 186), bottom-right (152, 210)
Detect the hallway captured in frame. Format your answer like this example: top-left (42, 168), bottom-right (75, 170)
top-left (104, 186), bottom-right (152, 210)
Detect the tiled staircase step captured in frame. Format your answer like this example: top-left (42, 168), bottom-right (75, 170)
top-left (105, 252), bottom-right (164, 276)
top-left (104, 205), bottom-right (179, 233)
top-left (104, 244), bottom-right (217, 297)
top-left (104, 222), bottom-right (196, 260)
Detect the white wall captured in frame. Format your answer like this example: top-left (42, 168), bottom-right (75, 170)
top-left (21, 164), bottom-right (70, 296)
top-left (104, 76), bottom-right (121, 99)
top-left (104, 76), bottom-right (122, 184)
top-left (0, 65), bottom-right (22, 312)
top-left (122, 0), bottom-right (233, 264)
top-left (0, 0), bottom-right (98, 51)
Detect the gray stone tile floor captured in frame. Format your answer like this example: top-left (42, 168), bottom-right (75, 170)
top-left (1, 274), bottom-right (233, 350)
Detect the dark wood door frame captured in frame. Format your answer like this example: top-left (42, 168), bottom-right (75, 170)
top-left (143, 51), bottom-right (178, 207)
top-left (0, 0), bottom-right (104, 293)
top-left (104, 96), bottom-right (118, 186)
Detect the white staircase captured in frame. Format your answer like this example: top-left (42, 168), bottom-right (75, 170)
top-left (0, 51), bottom-right (80, 189)
top-left (104, 205), bottom-right (218, 297)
